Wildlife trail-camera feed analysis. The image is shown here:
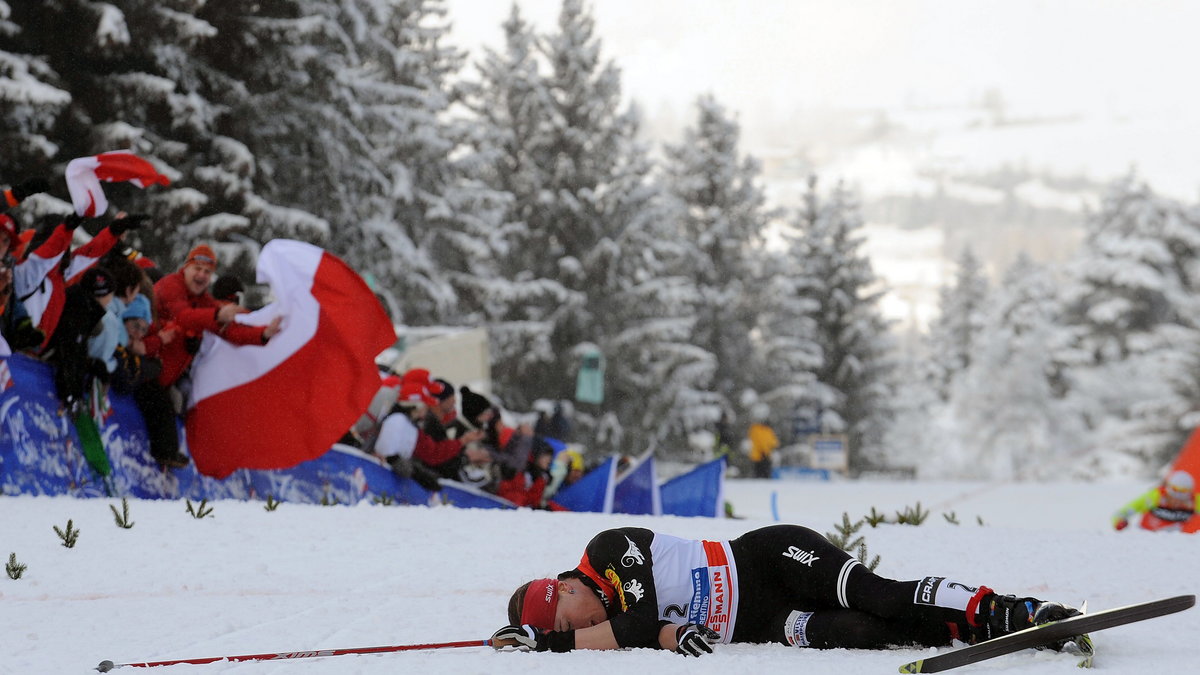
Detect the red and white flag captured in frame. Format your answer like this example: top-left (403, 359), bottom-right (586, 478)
top-left (185, 240), bottom-right (395, 478)
top-left (65, 151), bottom-right (171, 217)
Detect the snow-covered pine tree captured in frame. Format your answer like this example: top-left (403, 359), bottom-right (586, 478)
top-left (755, 236), bottom-right (822, 440)
top-left (1065, 175), bottom-right (1198, 361)
top-left (593, 107), bottom-right (719, 458)
top-left (790, 176), bottom-right (895, 473)
top-left (3, 1), bottom-right (327, 276)
top-left (197, 0), bottom-right (481, 322)
top-left (883, 338), bottom-right (939, 478)
top-left (1061, 175), bottom-right (1200, 472)
top-left (924, 247), bottom-right (990, 401)
top-left (941, 254), bottom-right (1084, 479)
top-left (521, 0), bottom-right (643, 414)
top-left (463, 4), bottom-right (571, 392)
top-left (0, 0), bottom-right (72, 178)
top-left (469, 0), bottom-right (673, 455)
top-left (659, 95), bottom-right (777, 429)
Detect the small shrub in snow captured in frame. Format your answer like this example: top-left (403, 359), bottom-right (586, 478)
top-left (826, 513), bottom-right (882, 571)
top-left (110, 498), bottom-right (134, 529)
top-left (6, 553), bottom-right (27, 580)
top-left (186, 499), bottom-right (213, 519)
top-left (864, 506), bottom-right (888, 527)
top-left (895, 502), bottom-right (929, 526)
top-left (54, 520), bottom-right (79, 548)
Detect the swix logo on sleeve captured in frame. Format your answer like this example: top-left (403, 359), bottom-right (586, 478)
top-left (621, 536), bottom-right (645, 567)
top-left (782, 546), bottom-right (819, 566)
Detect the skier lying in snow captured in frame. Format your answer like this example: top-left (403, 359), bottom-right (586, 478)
top-left (491, 525), bottom-right (1082, 655)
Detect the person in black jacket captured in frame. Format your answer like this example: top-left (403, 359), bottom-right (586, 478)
top-left (46, 266), bottom-right (112, 411)
top-left (492, 525), bottom-right (1082, 656)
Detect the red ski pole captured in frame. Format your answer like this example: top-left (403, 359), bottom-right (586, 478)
top-left (96, 638), bottom-right (493, 671)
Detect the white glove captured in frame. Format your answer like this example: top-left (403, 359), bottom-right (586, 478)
top-left (675, 623), bottom-right (720, 656)
top-left (491, 624), bottom-right (547, 651)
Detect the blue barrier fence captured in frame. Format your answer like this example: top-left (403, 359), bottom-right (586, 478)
top-left (2, 355), bottom-right (726, 516)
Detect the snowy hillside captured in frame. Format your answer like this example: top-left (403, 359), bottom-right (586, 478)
top-left (2, 478), bottom-right (1195, 675)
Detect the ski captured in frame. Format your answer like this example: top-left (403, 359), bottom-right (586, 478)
top-left (898, 594), bottom-right (1194, 673)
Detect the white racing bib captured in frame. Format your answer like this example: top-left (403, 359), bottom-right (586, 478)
top-left (646, 533), bottom-right (741, 642)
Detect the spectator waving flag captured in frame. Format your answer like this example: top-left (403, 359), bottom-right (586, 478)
top-left (185, 240), bottom-right (395, 478)
top-left (65, 151), bottom-right (170, 216)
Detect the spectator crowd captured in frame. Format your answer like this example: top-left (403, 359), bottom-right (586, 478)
top-left (2, 177), bottom-right (280, 470)
top-left (4, 176), bottom-right (586, 505)
top-left (340, 367), bottom-right (584, 509)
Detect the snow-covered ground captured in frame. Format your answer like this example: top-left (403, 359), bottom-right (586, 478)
top-left (2, 479), bottom-right (1196, 674)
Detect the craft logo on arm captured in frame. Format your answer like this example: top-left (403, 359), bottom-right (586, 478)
top-left (915, 576), bottom-right (945, 605)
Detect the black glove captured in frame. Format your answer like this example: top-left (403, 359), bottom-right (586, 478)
top-left (674, 623), bottom-right (720, 657)
top-left (11, 178), bottom-right (50, 201)
top-left (184, 334), bottom-right (202, 355)
top-left (64, 213), bottom-right (85, 230)
top-left (110, 214), bottom-right (150, 236)
top-left (410, 459), bottom-right (443, 492)
top-left (7, 316), bottom-right (45, 351)
top-left (491, 624), bottom-right (548, 651)
top-left (387, 454), bottom-right (413, 479)
top-left (88, 358), bottom-right (111, 384)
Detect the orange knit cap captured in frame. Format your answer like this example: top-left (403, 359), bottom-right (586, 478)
top-left (184, 244), bottom-right (218, 271)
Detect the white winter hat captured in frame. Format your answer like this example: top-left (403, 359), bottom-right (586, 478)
top-left (1165, 470), bottom-right (1195, 494)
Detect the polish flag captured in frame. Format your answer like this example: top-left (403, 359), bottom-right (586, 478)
top-left (185, 240), bottom-right (396, 479)
top-left (65, 151), bottom-right (171, 217)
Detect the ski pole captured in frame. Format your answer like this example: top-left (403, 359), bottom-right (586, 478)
top-left (96, 638), bottom-right (493, 671)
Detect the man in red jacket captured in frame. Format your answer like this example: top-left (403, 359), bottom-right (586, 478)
top-left (153, 244), bottom-right (281, 387)
top-left (138, 244), bottom-right (281, 468)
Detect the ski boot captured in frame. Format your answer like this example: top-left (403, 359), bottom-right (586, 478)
top-left (973, 589), bottom-right (1083, 649)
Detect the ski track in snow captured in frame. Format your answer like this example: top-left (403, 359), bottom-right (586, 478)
top-left (1, 479), bottom-right (1196, 675)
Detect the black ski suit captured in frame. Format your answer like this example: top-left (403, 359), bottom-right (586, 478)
top-left (566, 525), bottom-right (984, 650)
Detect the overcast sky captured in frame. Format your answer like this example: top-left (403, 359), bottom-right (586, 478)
top-left (442, 0), bottom-right (1200, 205)
top-left (443, 0), bottom-right (1200, 118)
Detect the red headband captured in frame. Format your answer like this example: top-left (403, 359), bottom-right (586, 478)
top-left (521, 578), bottom-right (559, 630)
